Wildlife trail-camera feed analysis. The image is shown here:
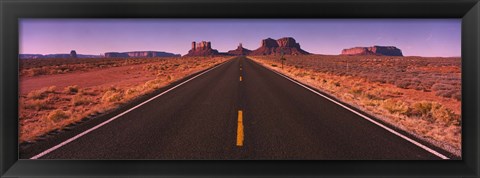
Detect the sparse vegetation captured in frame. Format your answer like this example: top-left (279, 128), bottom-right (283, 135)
top-left (24, 99), bottom-right (50, 111)
top-left (101, 89), bottom-right (124, 103)
top-left (20, 57), bottom-right (186, 77)
top-left (381, 99), bottom-right (409, 115)
top-left (250, 55), bottom-right (461, 154)
top-left (64, 85), bottom-right (79, 94)
top-left (47, 109), bottom-right (69, 123)
top-left (27, 86), bottom-right (56, 99)
top-left (19, 56), bottom-right (231, 143)
top-left (72, 94), bottom-right (92, 106)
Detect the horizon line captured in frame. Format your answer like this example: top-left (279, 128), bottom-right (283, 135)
top-left (18, 52), bottom-right (461, 58)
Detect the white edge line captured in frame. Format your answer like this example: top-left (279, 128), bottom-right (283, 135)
top-left (30, 60), bottom-right (231, 159)
top-left (256, 60), bottom-right (449, 160)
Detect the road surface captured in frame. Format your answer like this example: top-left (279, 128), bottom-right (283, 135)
top-left (20, 57), bottom-right (453, 160)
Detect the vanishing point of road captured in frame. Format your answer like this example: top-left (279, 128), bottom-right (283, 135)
top-left (20, 57), bottom-right (455, 160)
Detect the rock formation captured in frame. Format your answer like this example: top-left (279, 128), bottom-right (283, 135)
top-left (184, 41), bottom-right (220, 57)
top-left (70, 50), bottom-right (77, 58)
top-left (227, 43), bottom-right (252, 56)
top-left (250, 37), bottom-right (310, 55)
top-left (19, 54), bottom-right (44, 59)
top-left (19, 52), bottom-right (101, 59)
top-left (341, 46), bottom-right (403, 56)
top-left (104, 52), bottom-right (129, 58)
top-left (104, 51), bottom-right (180, 58)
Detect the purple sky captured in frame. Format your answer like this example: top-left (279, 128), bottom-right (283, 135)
top-left (19, 19), bottom-right (461, 57)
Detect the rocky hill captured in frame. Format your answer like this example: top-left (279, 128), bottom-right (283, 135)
top-left (250, 37), bottom-right (310, 55)
top-left (184, 41), bottom-right (221, 57)
top-left (227, 43), bottom-right (252, 56)
top-left (104, 51), bottom-right (180, 58)
top-left (341, 46), bottom-right (403, 56)
top-left (70, 50), bottom-right (78, 58)
top-left (19, 52), bottom-right (101, 59)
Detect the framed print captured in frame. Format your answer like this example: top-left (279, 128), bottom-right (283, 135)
top-left (1, 0), bottom-right (479, 177)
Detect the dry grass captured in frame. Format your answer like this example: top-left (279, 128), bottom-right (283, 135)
top-left (20, 57), bottom-right (179, 77)
top-left (249, 55), bottom-right (461, 155)
top-left (47, 109), bottom-right (70, 123)
top-left (101, 89), bottom-right (124, 103)
top-left (19, 56), bottom-right (231, 143)
top-left (26, 86), bottom-right (56, 99)
top-left (71, 94), bottom-right (92, 106)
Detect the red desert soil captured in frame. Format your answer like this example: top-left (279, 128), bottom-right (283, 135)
top-left (20, 63), bottom-right (158, 95)
top-left (19, 56), bottom-right (232, 143)
top-left (249, 55), bottom-right (461, 157)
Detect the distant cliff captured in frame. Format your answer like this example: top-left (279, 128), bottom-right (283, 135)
top-left (184, 41), bottom-right (222, 57)
top-left (104, 51), bottom-right (180, 58)
top-left (19, 53), bottom-right (101, 59)
top-left (227, 43), bottom-right (252, 56)
top-left (250, 37), bottom-right (310, 55)
top-left (341, 46), bottom-right (403, 56)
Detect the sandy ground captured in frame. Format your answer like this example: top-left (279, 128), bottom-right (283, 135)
top-left (249, 55), bottom-right (461, 156)
top-left (20, 63), bottom-right (158, 95)
top-left (19, 56), bottom-right (232, 143)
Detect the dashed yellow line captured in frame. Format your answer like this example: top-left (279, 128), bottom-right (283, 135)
top-left (236, 110), bottom-right (244, 146)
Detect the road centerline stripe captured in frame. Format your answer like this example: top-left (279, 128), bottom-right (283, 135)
top-left (29, 59), bottom-right (233, 159)
top-left (239, 76), bottom-right (242, 81)
top-left (248, 58), bottom-right (449, 160)
top-left (236, 110), bottom-right (244, 147)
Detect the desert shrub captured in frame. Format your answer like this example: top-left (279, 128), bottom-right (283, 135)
top-left (410, 101), bottom-right (460, 125)
top-left (365, 93), bottom-right (382, 100)
top-left (431, 83), bottom-right (455, 91)
top-left (370, 76), bottom-right (387, 84)
top-left (435, 89), bottom-right (451, 97)
top-left (143, 80), bottom-right (161, 90)
top-left (431, 104), bottom-right (460, 125)
top-left (271, 64), bottom-right (278, 67)
top-left (422, 80), bottom-right (436, 90)
top-left (143, 64), bottom-right (160, 71)
top-left (452, 91), bottom-right (462, 101)
top-left (72, 94), bottom-right (92, 106)
top-left (334, 81), bottom-right (341, 87)
top-left (101, 90), bottom-right (123, 103)
top-left (364, 88), bottom-right (385, 100)
top-left (25, 68), bottom-right (48, 76)
top-left (24, 99), bottom-right (49, 111)
top-left (47, 109), bottom-right (69, 123)
top-left (125, 88), bottom-right (137, 95)
top-left (394, 80), bottom-right (411, 89)
top-left (412, 85), bottom-right (426, 91)
top-left (382, 99), bottom-right (409, 115)
top-left (26, 90), bottom-right (44, 100)
top-left (410, 101), bottom-right (433, 117)
top-left (27, 86), bottom-right (56, 100)
top-left (349, 87), bottom-right (363, 96)
top-left (64, 85), bottom-right (79, 94)
top-left (46, 86), bottom-right (57, 92)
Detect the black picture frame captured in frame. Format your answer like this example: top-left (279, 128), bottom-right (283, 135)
top-left (1, 0), bottom-right (479, 177)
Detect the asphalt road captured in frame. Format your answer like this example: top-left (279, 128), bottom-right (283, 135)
top-left (20, 57), bottom-right (451, 160)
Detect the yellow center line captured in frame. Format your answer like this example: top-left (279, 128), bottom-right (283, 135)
top-left (239, 76), bottom-right (242, 81)
top-left (236, 110), bottom-right (244, 146)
